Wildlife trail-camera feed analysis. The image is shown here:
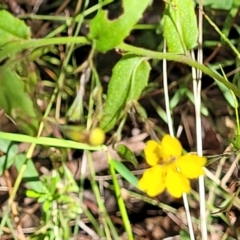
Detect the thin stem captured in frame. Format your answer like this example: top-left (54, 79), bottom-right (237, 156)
top-left (220, 66), bottom-right (240, 135)
top-left (203, 11), bottom-right (240, 59)
top-left (163, 40), bottom-right (174, 137)
top-left (162, 36), bottom-right (196, 239)
top-left (193, 1), bottom-right (207, 238)
top-left (55, 13), bottom-right (84, 119)
top-left (0, 37), bottom-right (90, 62)
top-left (87, 150), bottom-right (119, 239)
top-left (18, 0), bottom-right (114, 21)
top-left (117, 42), bottom-right (240, 98)
top-left (109, 158), bottom-right (134, 240)
top-left (0, 63), bottom-right (65, 234)
top-left (0, 131), bottom-right (103, 151)
top-left (183, 193), bottom-right (195, 240)
top-left (162, 39), bottom-right (194, 239)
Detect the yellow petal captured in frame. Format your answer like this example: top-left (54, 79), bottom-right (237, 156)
top-left (138, 166), bottom-right (166, 197)
top-left (165, 168), bottom-right (191, 198)
top-left (161, 135), bottom-right (182, 158)
top-left (176, 155), bottom-right (206, 179)
top-left (144, 140), bottom-right (161, 166)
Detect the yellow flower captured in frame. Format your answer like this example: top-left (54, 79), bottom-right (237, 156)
top-left (138, 135), bottom-right (206, 198)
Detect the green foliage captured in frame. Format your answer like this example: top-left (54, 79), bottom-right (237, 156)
top-left (115, 144), bottom-right (138, 167)
top-left (0, 68), bottom-right (40, 136)
top-left (194, 0), bottom-right (234, 10)
top-left (230, 135), bottom-right (240, 150)
top-left (0, 131), bottom-right (103, 151)
top-left (0, 139), bottom-right (18, 175)
top-left (14, 154), bottom-right (44, 192)
top-left (179, 229), bottom-right (191, 239)
top-left (110, 159), bottom-right (138, 188)
top-left (0, 1), bottom-right (240, 239)
top-left (0, 138), bottom-right (43, 195)
top-left (0, 10), bottom-right (39, 135)
top-left (88, 0), bottom-right (151, 52)
top-left (0, 10), bottom-right (30, 46)
top-left (26, 165), bottom-right (82, 240)
top-left (170, 77), bottom-right (209, 116)
top-left (0, 37), bottom-right (89, 63)
top-left (100, 55), bottom-right (150, 132)
top-left (66, 90), bottom-right (84, 122)
top-left (163, 0), bottom-right (198, 53)
top-left (221, 0), bottom-right (239, 39)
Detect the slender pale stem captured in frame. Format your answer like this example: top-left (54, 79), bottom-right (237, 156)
top-left (194, 1), bottom-right (207, 238)
top-left (183, 193), bottom-right (195, 240)
top-left (163, 40), bottom-right (174, 137)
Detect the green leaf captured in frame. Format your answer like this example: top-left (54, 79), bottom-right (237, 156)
top-left (100, 55), bottom-right (150, 132)
top-left (88, 0), bottom-right (150, 52)
top-left (221, 0), bottom-right (239, 38)
top-left (129, 58), bottom-right (151, 101)
top-left (212, 196), bottom-right (234, 214)
top-left (62, 164), bottom-right (79, 193)
top-left (0, 68), bottom-right (40, 136)
top-left (0, 10), bottom-right (30, 46)
top-left (43, 200), bottom-right (51, 212)
top-left (14, 155), bottom-right (44, 193)
top-left (110, 160), bottom-right (138, 188)
top-left (16, 59), bottom-right (39, 95)
top-left (0, 139), bottom-right (18, 175)
top-left (233, 58), bottom-right (240, 89)
top-left (0, 131), bottom-right (102, 151)
top-left (216, 81), bottom-right (235, 108)
top-left (26, 190), bottom-right (42, 198)
top-left (163, 0), bottom-right (198, 53)
top-left (115, 144), bottom-right (138, 167)
top-left (179, 229), bottom-right (191, 239)
top-left (194, 0), bottom-right (233, 10)
top-left (230, 135), bottom-right (240, 150)
top-left (0, 138), bottom-right (13, 153)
